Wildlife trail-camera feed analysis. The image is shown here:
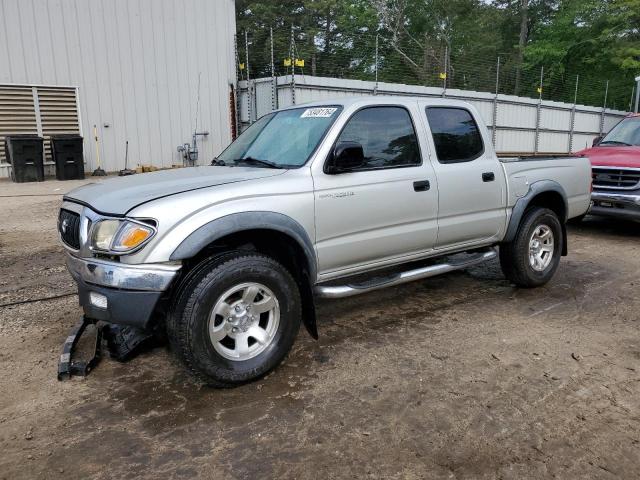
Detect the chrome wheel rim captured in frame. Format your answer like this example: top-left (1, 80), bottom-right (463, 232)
top-left (528, 224), bottom-right (554, 272)
top-left (208, 282), bottom-right (280, 361)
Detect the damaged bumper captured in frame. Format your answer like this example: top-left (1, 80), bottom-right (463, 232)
top-left (66, 254), bottom-right (180, 328)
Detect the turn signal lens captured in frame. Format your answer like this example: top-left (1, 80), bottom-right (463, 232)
top-left (111, 222), bottom-right (155, 252)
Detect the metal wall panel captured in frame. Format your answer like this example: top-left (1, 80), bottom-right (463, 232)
top-left (574, 111), bottom-right (602, 133)
top-left (496, 103), bottom-right (537, 129)
top-left (540, 108), bottom-right (572, 131)
top-left (495, 130), bottom-right (536, 153)
top-left (254, 79), bottom-right (275, 119)
top-left (0, 0), bottom-right (236, 173)
top-left (538, 132), bottom-right (569, 153)
top-left (465, 100), bottom-right (493, 126)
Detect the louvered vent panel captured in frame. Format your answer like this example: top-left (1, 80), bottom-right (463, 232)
top-left (37, 87), bottom-right (80, 163)
top-left (0, 86), bottom-right (38, 164)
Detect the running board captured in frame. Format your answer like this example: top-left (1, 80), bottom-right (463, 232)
top-left (315, 248), bottom-right (498, 299)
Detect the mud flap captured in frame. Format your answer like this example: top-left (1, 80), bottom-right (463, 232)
top-left (299, 274), bottom-right (318, 339)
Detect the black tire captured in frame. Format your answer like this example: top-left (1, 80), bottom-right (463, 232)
top-left (167, 253), bottom-right (301, 387)
top-left (499, 207), bottom-right (563, 288)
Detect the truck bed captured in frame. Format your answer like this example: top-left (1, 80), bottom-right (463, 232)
top-left (499, 154), bottom-right (591, 220)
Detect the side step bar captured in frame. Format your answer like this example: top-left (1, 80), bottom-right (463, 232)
top-left (315, 248), bottom-right (497, 299)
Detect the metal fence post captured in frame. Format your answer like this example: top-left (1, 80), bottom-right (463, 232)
top-left (491, 57), bottom-right (500, 147)
top-left (599, 80), bottom-right (609, 136)
top-left (289, 26), bottom-right (296, 105)
top-left (233, 33), bottom-right (241, 136)
top-left (534, 66), bottom-right (543, 154)
top-left (245, 31), bottom-right (253, 124)
top-left (270, 27), bottom-right (277, 111)
top-left (569, 75), bottom-right (578, 153)
top-left (374, 34), bottom-right (379, 95)
top-left (635, 75), bottom-right (640, 113)
top-left (441, 45), bottom-right (448, 97)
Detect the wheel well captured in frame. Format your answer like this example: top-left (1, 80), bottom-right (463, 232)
top-left (177, 229), bottom-right (319, 339)
top-left (182, 229), bottom-right (311, 279)
top-left (526, 191), bottom-right (566, 222)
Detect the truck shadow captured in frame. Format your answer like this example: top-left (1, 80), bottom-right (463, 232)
top-left (569, 215), bottom-right (640, 238)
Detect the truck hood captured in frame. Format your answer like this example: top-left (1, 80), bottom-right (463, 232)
top-left (64, 166), bottom-right (286, 215)
top-left (575, 146), bottom-right (640, 168)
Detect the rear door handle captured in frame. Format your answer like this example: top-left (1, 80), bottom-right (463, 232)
top-left (482, 172), bottom-right (495, 182)
top-left (413, 180), bottom-right (430, 192)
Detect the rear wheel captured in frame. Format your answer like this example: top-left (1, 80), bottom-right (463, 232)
top-left (167, 253), bottom-right (301, 387)
top-left (499, 207), bottom-right (563, 287)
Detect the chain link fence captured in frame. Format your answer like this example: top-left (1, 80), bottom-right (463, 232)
top-left (236, 27), bottom-right (636, 113)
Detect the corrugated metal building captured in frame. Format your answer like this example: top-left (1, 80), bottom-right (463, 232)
top-left (0, 0), bottom-right (236, 175)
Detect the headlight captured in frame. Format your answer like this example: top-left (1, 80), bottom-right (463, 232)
top-left (91, 219), bottom-right (156, 253)
top-left (92, 220), bottom-right (120, 250)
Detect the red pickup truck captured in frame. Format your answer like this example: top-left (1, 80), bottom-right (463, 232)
top-left (576, 114), bottom-right (640, 221)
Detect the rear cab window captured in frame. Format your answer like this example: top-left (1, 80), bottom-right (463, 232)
top-left (425, 107), bottom-right (484, 163)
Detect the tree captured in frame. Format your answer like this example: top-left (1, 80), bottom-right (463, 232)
top-left (235, 0), bottom-right (639, 108)
top-left (523, 0), bottom-right (639, 107)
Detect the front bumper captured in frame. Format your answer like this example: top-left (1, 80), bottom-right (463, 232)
top-left (66, 255), bottom-right (181, 328)
top-left (590, 191), bottom-right (640, 221)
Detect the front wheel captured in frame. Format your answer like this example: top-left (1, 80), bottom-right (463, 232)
top-left (167, 253), bottom-right (301, 387)
top-left (499, 207), bottom-right (563, 288)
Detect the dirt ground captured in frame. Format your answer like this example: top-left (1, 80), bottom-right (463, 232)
top-left (0, 177), bottom-right (639, 480)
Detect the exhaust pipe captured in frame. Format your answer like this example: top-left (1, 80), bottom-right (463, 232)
top-left (315, 248), bottom-right (497, 299)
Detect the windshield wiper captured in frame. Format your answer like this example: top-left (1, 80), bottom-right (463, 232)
top-left (233, 156), bottom-right (282, 169)
top-left (599, 140), bottom-right (633, 146)
top-left (211, 158), bottom-right (227, 166)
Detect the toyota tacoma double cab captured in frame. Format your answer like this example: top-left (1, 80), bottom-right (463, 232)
top-left (576, 113), bottom-right (640, 220)
top-left (59, 97), bottom-right (591, 387)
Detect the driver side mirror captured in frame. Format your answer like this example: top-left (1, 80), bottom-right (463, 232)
top-left (592, 135), bottom-right (604, 147)
top-left (326, 141), bottom-right (365, 174)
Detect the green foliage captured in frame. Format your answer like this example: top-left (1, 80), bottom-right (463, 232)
top-left (521, 0), bottom-right (639, 108)
top-left (236, 0), bottom-right (639, 109)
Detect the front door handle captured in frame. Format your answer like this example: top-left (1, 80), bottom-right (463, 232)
top-left (482, 172), bottom-right (495, 182)
top-left (413, 180), bottom-right (430, 192)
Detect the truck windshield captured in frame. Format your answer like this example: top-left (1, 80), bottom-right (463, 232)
top-left (600, 116), bottom-right (640, 146)
top-left (217, 106), bottom-right (342, 168)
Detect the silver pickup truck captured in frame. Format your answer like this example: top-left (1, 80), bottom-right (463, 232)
top-left (59, 97), bottom-right (591, 386)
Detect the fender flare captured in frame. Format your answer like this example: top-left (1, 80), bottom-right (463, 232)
top-left (503, 180), bottom-right (569, 255)
top-left (169, 211), bottom-right (319, 339)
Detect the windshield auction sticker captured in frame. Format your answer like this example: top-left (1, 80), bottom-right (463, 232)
top-left (301, 107), bottom-right (338, 118)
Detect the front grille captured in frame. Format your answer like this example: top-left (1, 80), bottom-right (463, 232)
top-left (592, 167), bottom-right (640, 190)
top-left (58, 209), bottom-right (81, 249)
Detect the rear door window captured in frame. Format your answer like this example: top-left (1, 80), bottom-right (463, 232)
top-left (425, 107), bottom-right (484, 163)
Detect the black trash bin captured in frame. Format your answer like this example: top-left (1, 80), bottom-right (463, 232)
top-left (51, 134), bottom-right (85, 180)
top-left (5, 135), bottom-right (44, 183)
